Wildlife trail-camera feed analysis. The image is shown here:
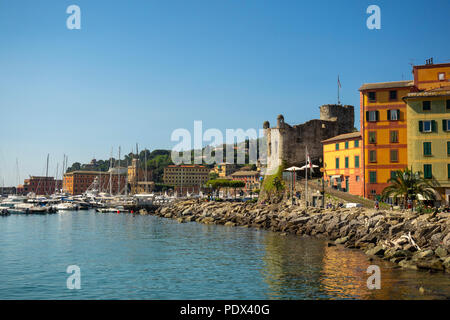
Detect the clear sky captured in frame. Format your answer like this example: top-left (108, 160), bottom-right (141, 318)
top-left (1, 0), bottom-right (449, 186)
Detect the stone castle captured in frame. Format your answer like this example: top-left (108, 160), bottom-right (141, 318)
top-left (263, 104), bottom-right (354, 175)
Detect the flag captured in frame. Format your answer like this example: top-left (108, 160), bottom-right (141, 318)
top-left (306, 146), bottom-right (314, 173)
top-left (338, 75), bottom-right (341, 88)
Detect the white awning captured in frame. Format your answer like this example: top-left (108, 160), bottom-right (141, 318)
top-left (285, 166), bottom-right (303, 171)
top-left (417, 191), bottom-right (442, 201)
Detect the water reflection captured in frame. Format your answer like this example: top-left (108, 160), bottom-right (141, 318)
top-left (261, 233), bottom-right (450, 300)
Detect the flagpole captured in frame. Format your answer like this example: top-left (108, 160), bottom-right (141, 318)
top-left (337, 75), bottom-right (341, 105)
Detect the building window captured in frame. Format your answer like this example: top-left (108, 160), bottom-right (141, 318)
top-left (367, 110), bottom-right (378, 122)
top-left (448, 141), bottom-right (450, 155)
top-left (335, 143), bottom-right (339, 150)
top-left (448, 164), bottom-right (450, 179)
top-left (368, 131), bottom-right (376, 144)
top-left (388, 109), bottom-right (399, 121)
top-left (356, 176), bottom-right (360, 182)
top-left (423, 142), bottom-right (432, 156)
top-left (369, 150), bottom-right (377, 162)
top-left (335, 158), bottom-right (340, 169)
top-left (443, 119), bottom-right (450, 132)
top-left (447, 100), bottom-right (450, 110)
top-left (368, 92), bottom-right (376, 102)
top-left (369, 171), bottom-right (377, 184)
top-left (354, 140), bottom-right (359, 148)
top-left (390, 171), bottom-right (397, 180)
top-left (439, 72), bottom-right (445, 81)
top-left (389, 90), bottom-right (397, 101)
top-left (355, 155), bottom-right (360, 168)
top-left (390, 130), bottom-right (399, 143)
top-left (345, 157), bottom-right (349, 168)
top-left (422, 101), bottom-right (431, 111)
top-left (424, 164), bottom-right (432, 179)
top-left (390, 150), bottom-right (399, 162)
top-left (419, 120), bottom-right (435, 133)
top-left (345, 141), bottom-right (349, 149)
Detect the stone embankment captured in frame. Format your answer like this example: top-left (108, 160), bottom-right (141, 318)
top-left (153, 200), bottom-right (450, 273)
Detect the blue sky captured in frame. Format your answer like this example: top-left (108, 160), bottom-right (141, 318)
top-left (1, 0), bottom-right (449, 186)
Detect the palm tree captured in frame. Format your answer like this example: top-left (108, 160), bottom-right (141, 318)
top-left (381, 167), bottom-right (440, 210)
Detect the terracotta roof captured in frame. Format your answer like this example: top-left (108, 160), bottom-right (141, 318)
top-left (231, 170), bottom-right (259, 177)
top-left (359, 80), bottom-right (413, 91)
top-left (404, 87), bottom-right (450, 99)
top-left (167, 165), bottom-right (206, 168)
top-left (322, 131), bottom-right (361, 144)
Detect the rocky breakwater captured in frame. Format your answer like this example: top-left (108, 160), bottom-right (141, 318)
top-left (154, 200), bottom-right (450, 273)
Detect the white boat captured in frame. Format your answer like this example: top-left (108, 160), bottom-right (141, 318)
top-left (55, 202), bottom-right (78, 211)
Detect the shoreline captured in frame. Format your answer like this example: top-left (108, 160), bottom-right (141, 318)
top-left (152, 200), bottom-right (450, 274)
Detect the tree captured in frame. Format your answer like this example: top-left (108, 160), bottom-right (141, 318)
top-left (381, 167), bottom-right (440, 210)
top-left (209, 172), bottom-right (219, 181)
top-left (229, 180), bottom-right (245, 198)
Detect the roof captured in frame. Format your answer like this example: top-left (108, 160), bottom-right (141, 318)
top-left (404, 87), bottom-right (450, 99)
top-left (167, 165), bottom-right (206, 168)
top-left (231, 170), bottom-right (260, 177)
top-left (64, 170), bottom-right (124, 175)
top-left (322, 131), bottom-right (361, 144)
top-left (359, 80), bottom-right (413, 91)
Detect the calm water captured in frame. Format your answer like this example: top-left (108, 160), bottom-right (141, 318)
top-left (0, 210), bottom-right (449, 300)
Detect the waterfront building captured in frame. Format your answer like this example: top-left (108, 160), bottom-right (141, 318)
top-left (321, 132), bottom-right (363, 196)
top-left (63, 169), bottom-right (127, 195)
top-left (359, 80), bottom-right (413, 199)
top-left (128, 158), bottom-right (153, 194)
top-left (163, 165), bottom-right (210, 195)
top-left (230, 170), bottom-right (261, 193)
top-left (22, 176), bottom-right (62, 195)
top-left (213, 163), bottom-right (238, 177)
top-left (0, 186), bottom-right (17, 196)
top-left (404, 62), bottom-right (450, 204)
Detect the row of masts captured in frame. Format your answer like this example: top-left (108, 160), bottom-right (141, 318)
top-left (8, 144), bottom-right (149, 197)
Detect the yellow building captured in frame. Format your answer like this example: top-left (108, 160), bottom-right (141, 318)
top-left (127, 158), bottom-right (153, 194)
top-left (213, 162), bottom-right (237, 177)
top-left (163, 165), bottom-right (210, 195)
top-left (322, 132), bottom-right (363, 196)
top-left (404, 62), bottom-right (450, 204)
top-left (359, 81), bottom-right (413, 199)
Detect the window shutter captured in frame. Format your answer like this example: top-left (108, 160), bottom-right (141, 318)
top-left (432, 120), bottom-right (437, 132)
top-left (443, 119), bottom-right (447, 131)
top-left (366, 111), bottom-right (369, 121)
top-left (387, 110), bottom-right (391, 120)
top-left (376, 111), bottom-right (379, 121)
top-left (419, 121), bottom-right (423, 132)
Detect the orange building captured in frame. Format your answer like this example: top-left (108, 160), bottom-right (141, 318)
top-left (63, 170), bottom-right (127, 195)
top-left (22, 176), bottom-right (62, 195)
top-left (322, 132), bottom-right (363, 196)
top-left (230, 170), bottom-right (261, 193)
top-left (359, 80), bottom-right (413, 199)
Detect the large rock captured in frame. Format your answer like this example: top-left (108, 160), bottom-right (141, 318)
top-left (389, 222), bottom-right (405, 237)
top-left (417, 259), bottom-right (444, 271)
top-left (366, 245), bottom-right (385, 256)
top-left (435, 247), bottom-right (448, 259)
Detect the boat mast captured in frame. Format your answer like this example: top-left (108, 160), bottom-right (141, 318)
top-left (145, 148), bottom-right (148, 193)
top-left (54, 163), bottom-right (59, 194)
top-left (15, 158), bottom-right (19, 195)
top-left (109, 147), bottom-right (113, 196)
top-left (45, 154), bottom-right (49, 195)
top-left (118, 146), bottom-right (121, 196)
